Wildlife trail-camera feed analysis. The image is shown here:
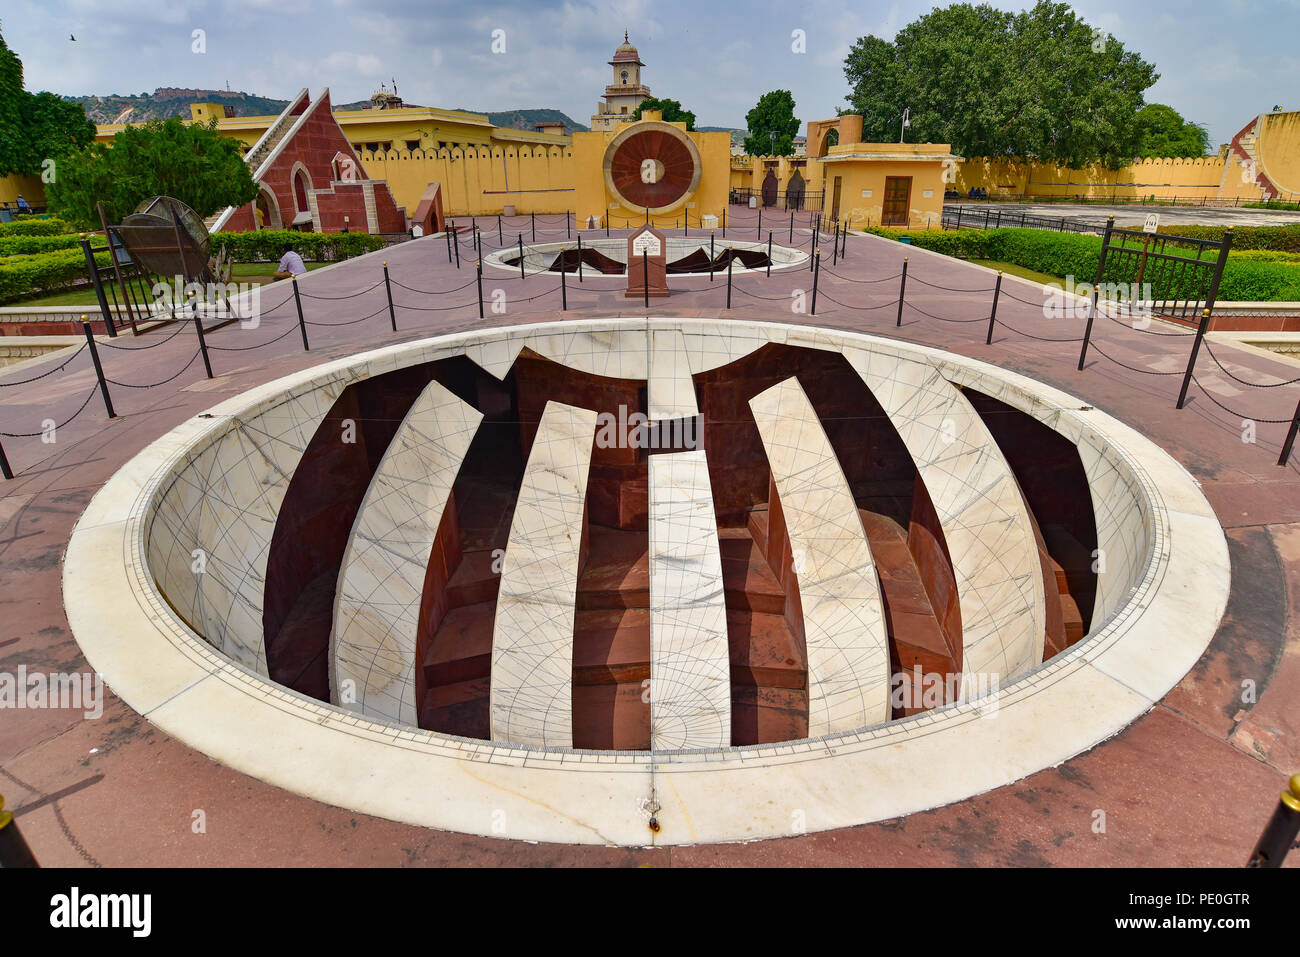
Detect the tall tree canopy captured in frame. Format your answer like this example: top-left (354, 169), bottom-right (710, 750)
top-left (47, 117), bottom-right (259, 227)
top-left (744, 90), bottom-right (800, 156)
top-left (843, 1), bottom-right (1158, 168)
top-left (1132, 104), bottom-right (1211, 158)
top-left (0, 28), bottom-right (96, 177)
top-left (633, 97), bottom-right (696, 131)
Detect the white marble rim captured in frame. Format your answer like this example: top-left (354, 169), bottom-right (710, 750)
top-left (62, 316), bottom-right (1229, 847)
top-left (482, 238), bottom-right (810, 276)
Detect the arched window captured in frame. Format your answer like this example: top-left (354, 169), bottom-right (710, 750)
top-left (294, 170), bottom-right (310, 212)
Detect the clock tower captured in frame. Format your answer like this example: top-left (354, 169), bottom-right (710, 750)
top-left (590, 32), bottom-right (651, 133)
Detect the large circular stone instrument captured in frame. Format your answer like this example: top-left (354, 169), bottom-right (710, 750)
top-left (603, 120), bottom-right (703, 214)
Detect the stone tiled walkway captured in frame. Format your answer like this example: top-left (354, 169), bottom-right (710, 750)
top-left (1, 208), bottom-right (1297, 865)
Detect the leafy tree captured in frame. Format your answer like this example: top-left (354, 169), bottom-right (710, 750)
top-left (633, 97), bottom-right (696, 131)
top-left (0, 28), bottom-right (96, 177)
top-left (1132, 104), bottom-right (1211, 158)
top-left (744, 90), bottom-right (800, 156)
top-left (47, 117), bottom-right (258, 228)
top-left (844, 1), bottom-right (1157, 168)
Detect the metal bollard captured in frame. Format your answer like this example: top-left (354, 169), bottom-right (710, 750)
top-left (1247, 774), bottom-right (1300, 867)
top-left (476, 260), bottom-right (485, 319)
top-left (383, 263), bottom-right (397, 332)
top-left (896, 258), bottom-right (908, 327)
top-left (292, 277), bottom-right (310, 351)
top-left (811, 248), bottom-right (821, 315)
top-left (0, 793), bottom-right (39, 867)
top-left (986, 272), bottom-right (1003, 345)
top-left (81, 317), bottom-right (116, 417)
top-left (189, 292), bottom-right (213, 378)
top-left (0, 439), bottom-right (12, 480)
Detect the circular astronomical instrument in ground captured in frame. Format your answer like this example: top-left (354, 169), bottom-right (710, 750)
top-left (603, 122), bottom-right (702, 213)
top-left (65, 318), bottom-right (1228, 846)
top-left (488, 237), bottom-right (807, 276)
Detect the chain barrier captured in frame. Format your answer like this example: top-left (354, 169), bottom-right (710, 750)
top-left (0, 344), bottom-right (88, 386)
top-left (1202, 340), bottom-right (1300, 388)
top-left (0, 382), bottom-right (100, 437)
top-left (106, 347), bottom-right (205, 388)
top-left (1191, 375), bottom-right (1294, 424)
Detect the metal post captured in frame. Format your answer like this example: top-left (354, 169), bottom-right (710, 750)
top-left (566, 211), bottom-right (571, 239)
top-left (292, 277), bottom-right (310, 352)
top-left (726, 247), bottom-right (733, 309)
top-left (955, 206), bottom-right (962, 229)
top-left (476, 260), bottom-right (485, 319)
top-left (790, 211), bottom-right (795, 243)
top-left (1278, 398), bottom-right (1300, 467)
top-left (605, 216), bottom-right (609, 238)
top-left (518, 235), bottom-right (525, 281)
top-left (498, 213), bottom-right (503, 245)
top-left (189, 293), bottom-right (214, 378)
top-left (722, 207), bottom-right (726, 238)
top-left (811, 248), bottom-right (821, 316)
top-left (757, 205), bottom-right (762, 240)
top-left (531, 211), bottom-right (536, 241)
top-left (383, 263), bottom-right (397, 332)
top-left (577, 234), bottom-right (584, 282)
top-left (0, 439), bottom-right (12, 480)
top-left (986, 273), bottom-right (1003, 344)
top-left (80, 237), bottom-right (117, 337)
top-left (642, 249), bottom-right (649, 309)
top-left (81, 317), bottom-right (116, 418)
top-left (1248, 774), bottom-right (1300, 867)
top-left (767, 231), bottom-right (773, 278)
top-left (1078, 217), bottom-right (1115, 371)
top-left (1176, 308), bottom-right (1215, 409)
top-left (832, 221), bottom-right (839, 265)
top-left (452, 224), bottom-right (460, 268)
top-left (896, 258), bottom-right (909, 327)
top-left (561, 254), bottom-right (567, 311)
top-left (0, 793), bottom-right (38, 867)
top-left (710, 233), bottom-right (715, 282)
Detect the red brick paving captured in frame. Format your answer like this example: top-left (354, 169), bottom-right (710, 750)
top-left (1, 210), bottom-right (1297, 866)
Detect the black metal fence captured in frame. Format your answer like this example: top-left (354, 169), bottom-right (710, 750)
top-left (730, 187), bottom-right (825, 213)
top-left (942, 205), bottom-right (1106, 235)
top-left (944, 191), bottom-right (1300, 208)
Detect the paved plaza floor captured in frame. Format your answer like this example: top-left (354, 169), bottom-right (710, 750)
top-left (1, 206), bottom-right (1298, 865)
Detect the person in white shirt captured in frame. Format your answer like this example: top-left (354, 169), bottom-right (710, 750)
top-left (273, 243), bottom-right (308, 280)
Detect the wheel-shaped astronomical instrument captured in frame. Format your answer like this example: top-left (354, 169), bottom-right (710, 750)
top-left (603, 121), bottom-right (703, 214)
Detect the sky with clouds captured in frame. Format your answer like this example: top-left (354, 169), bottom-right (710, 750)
top-left (2, 0), bottom-right (1296, 147)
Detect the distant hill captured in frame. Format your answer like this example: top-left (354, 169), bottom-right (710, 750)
top-left (456, 108), bottom-right (589, 134)
top-left (70, 88), bottom-right (291, 124)
top-left (69, 89), bottom-right (590, 136)
top-left (699, 126), bottom-right (747, 146)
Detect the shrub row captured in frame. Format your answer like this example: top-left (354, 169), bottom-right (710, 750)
top-left (0, 234), bottom-right (85, 256)
top-left (0, 248), bottom-right (110, 304)
top-left (1158, 223), bottom-right (1300, 253)
top-left (210, 230), bottom-right (387, 263)
top-left (866, 227), bottom-right (1300, 301)
top-left (0, 217), bottom-right (76, 237)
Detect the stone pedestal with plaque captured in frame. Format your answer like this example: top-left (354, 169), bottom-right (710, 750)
top-left (625, 225), bottom-right (669, 298)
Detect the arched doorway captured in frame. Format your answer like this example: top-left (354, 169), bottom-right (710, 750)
top-left (761, 168), bottom-right (778, 207)
top-left (293, 170), bottom-right (310, 214)
top-left (255, 186), bottom-right (281, 230)
top-left (786, 170), bottom-right (806, 211)
top-left (817, 128), bottom-right (839, 158)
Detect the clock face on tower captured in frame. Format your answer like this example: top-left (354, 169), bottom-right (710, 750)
top-left (602, 121), bottom-right (702, 213)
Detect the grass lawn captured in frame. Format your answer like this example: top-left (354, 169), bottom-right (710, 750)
top-left (971, 259), bottom-right (1065, 287)
top-left (2, 262), bottom-right (328, 308)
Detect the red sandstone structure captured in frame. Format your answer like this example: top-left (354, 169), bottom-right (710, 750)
top-left (214, 88), bottom-right (428, 235)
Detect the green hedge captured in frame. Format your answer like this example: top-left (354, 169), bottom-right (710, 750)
top-left (1158, 223), bottom-right (1300, 253)
top-left (0, 217), bottom-right (76, 237)
top-left (868, 226), bottom-right (1300, 301)
top-left (0, 234), bottom-right (84, 256)
top-left (0, 248), bottom-right (109, 304)
top-left (211, 230), bottom-right (387, 263)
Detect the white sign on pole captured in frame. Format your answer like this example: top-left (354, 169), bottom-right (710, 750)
top-left (1143, 213), bottom-right (1160, 234)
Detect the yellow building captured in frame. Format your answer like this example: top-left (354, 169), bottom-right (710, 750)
top-left (87, 97), bottom-right (572, 216)
top-left (732, 114), bottom-right (955, 229)
top-left (572, 110), bottom-right (730, 229)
